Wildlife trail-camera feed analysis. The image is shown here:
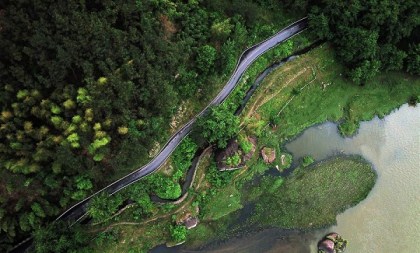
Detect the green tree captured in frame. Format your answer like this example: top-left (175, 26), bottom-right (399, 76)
top-left (406, 44), bottom-right (420, 75)
top-left (307, 0), bottom-right (418, 82)
top-left (211, 18), bottom-right (234, 41)
top-left (170, 225), bottom-right (187, 243)
top-left (33, 221), bottom-right (90, 253)
top-left (197, 104), bottom-right (240, 148)
top-left (196, 45), bottom-right (217, 74)
top-left (88, 193), bottom-right (123, 223)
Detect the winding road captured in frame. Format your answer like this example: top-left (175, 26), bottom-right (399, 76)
top-left (54, 17), bottom-right (309, 223)
top-left (10, 17), bottom-right (308, 253)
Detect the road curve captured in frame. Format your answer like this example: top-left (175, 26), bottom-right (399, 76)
top-left (56, 17), bottom-right (308, 222)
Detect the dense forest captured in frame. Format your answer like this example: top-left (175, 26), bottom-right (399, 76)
top-left (287, 0), bottom-right (419, 83)
top-left (0, 0), bottom-right (295, 250)
top-left (0, 0), bottom-right (418, 251)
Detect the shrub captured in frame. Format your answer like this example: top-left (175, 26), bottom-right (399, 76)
top-left (170, 225), bottom-right (187, 243)
top-left (239, 136), bottom-right (253, 154)
top-left (302, 155), bottom-right (315, 167)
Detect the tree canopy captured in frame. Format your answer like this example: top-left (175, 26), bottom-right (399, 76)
top-left (306, 0), bottom-right (419, 84)
top-left (196, 104), bottom-right (240, 148)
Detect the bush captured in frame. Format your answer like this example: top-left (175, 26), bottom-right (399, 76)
top-left (302, 155), bottom-right (315, 167)
top-left (206, 162), bottom-right (234, 188)
top-left (170, 225), bottom-right (187, 243)
top-left (226, 152), bottom-right (241, 167)
top-left (239, 136), bottom-right (253, 154)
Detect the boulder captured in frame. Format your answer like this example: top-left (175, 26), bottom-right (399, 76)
top-left (184, 216), bottom-right (198, 230)
top-left (318, 232), bottom-right (347, 253)
top-left (318, 239), bottom-right (335, 253)
top-left (261, 147), bottom-right (276, 164)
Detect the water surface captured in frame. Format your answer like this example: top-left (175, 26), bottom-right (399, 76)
top-left (286, 104), bottom-right (420, 253)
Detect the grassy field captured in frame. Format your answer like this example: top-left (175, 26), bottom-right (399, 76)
top-left (242, 44), bottom-right (420, 142)
top-left (248, 156), bottom-right (376, 229)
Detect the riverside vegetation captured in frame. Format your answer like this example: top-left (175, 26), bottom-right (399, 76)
top-left (88, 31), bottom-right (417, 253)
top-left (1, 0), bottom-right (419, 252)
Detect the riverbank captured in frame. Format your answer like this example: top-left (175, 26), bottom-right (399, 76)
top-left (185, 43), bottom-right (419, 227)
top-left (285, 104), bottom-right (420, 253)
top-left (155, 45), bottom-right (418, 250)
top-left (89, 42), bottom-right (418, 253)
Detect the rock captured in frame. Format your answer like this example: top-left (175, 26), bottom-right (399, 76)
top-left (326, 232), bottom-right (339, 241)
top-left (261, 147), bottom-right (276, 164)
top-left (281, 154), bottom-right (286, 165)
top-left (216, 136), bottom-right (257, 171)
top-left (318, 232), bottom-right (347, 253)
top-left (318, 239), bottom-right (335, 253)
top-left (183, 216), bottom-right (198, 230)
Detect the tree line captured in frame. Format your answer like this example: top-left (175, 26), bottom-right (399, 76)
top-left (281, 0), bottom-right (419, 83)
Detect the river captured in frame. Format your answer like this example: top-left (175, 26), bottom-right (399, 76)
top-left (286, 103), bottom-right (420, 253)
top-left (154, 103), bottom-right (419, 252)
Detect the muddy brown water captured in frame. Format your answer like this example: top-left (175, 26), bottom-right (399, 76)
top-left (152, 104), bottom-right (419, 253)
top-left (286, 104), bottom-right (420, 253)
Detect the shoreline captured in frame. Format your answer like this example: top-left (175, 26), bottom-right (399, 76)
top-left (91, 40), bottom-right (418, 253)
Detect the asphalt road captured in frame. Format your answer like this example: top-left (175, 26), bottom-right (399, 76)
top-left (56, 17), bottom-right (309, 223)
top-left (10, 17), bottom-right (308, 253)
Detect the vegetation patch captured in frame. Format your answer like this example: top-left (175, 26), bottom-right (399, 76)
top-left (249, 156), bottom-right (376, 229)
top-left (302, 155), bottom-right (315, 167)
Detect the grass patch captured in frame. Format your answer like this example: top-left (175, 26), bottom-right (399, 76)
top-left (201, 185), bottom-right (243, 221)
top-left (249, 156), bottom-right (376, 229)
top-left (93, 219), bottom-right (171, 253)
top-left (184, 210), bottom-right (240, 250)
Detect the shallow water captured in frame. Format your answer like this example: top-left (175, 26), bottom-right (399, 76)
top-left (152, 104), bottom-right (419, 253)
top-left (286, 104), bottom-right (420, 253)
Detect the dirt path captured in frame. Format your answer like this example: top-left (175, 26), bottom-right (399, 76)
top-left (244, 65), bottom-right (293, 119)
